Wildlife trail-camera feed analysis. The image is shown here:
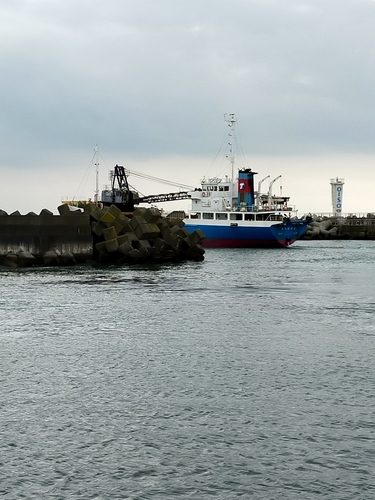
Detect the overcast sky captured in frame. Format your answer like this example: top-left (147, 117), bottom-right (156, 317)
top-left (1, 0), bottom-right (375, 215)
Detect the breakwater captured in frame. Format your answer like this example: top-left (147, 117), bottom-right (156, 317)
top-left (0, 204), bottom-right (205, 268)
top-left (303, 214), bottom-right (375, 240)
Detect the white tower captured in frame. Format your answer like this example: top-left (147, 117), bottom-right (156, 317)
top-left (330, 177), bottom-right (344, 216)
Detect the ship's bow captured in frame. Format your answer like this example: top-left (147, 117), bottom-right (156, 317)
top-left (270, 219), bottom-right (308, 247)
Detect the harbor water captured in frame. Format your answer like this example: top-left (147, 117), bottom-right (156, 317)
top-left (2, 240), bottom-right (375, 499)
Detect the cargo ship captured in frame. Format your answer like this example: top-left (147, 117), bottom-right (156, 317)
top-left (182, 114), bottom-right (309, 248)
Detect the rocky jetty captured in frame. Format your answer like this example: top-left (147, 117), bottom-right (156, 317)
top-left (302, 218), bottom-right (338, 239)
top-left (0, 204), bottom-right (205, 268)
top-left (302, 214), bottom-right (375, 240)
top-left (87, 204), bottom-right (205, 264)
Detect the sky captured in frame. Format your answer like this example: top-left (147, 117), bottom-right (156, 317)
top-left (1, 0), bottom-right (375, 216)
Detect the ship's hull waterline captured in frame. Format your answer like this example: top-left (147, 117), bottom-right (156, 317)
top-left (185, 219), bottom-right (308, 248)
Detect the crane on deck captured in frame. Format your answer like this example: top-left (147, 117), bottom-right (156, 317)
top-left (100, 165), bottom-right (192, 212)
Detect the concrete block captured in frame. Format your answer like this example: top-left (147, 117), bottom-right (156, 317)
top-left (58, 204), bottom-right (82, 216)
top-left (177, 238), bottom-right (189, 253)
top-left (110, 220), bottom-right (123, 235)
top-left (320, 220), bottom-right (333, 230)
top-left (127, 248), bottom-right (143, 261)
top-left (159, 222), bottom-right (171, 240)
top-left (107, 205), bottom-right (122, 219)
top-left (92, 221), bottom-right (106, 237)
top-left (118, 219), bottom-right (133, 233)
top-left (43, 248), bottom-right (61, 266)
top-left (133, 207), bottom-right (147, 217)
top-left (186, 243), bottom-right (205, 261)
top-left (95, 241), bottom-right (108, 253)
top-left (83, 203), bottom-right (97, 214)
top-left (170, 225), bottom-right (185, 237)
top-left (3, 253), bottom-right (18, 267)
top-left (118, 241), bottom-right (133, 256)
top-left (148, 223), bottom-right (160, 237)
top-left (25, 212), bottom-right (38, 216)
top-left (134, 223), bottom-right (160, 240)
top-left (161, 218), bottom-right (173, 227)
top-left (117, 233), bottom-right (137, 246)
top-left (17, 250), bottom-right (36, 267)
top-left (137, 239), bottom-right (152, 249)
top-left (138, 246), bottom-right (150, 258)
top-left (186, 229), bottom-right (205, 246)
top-left (165, 232), bottom-right (179, 248)
top-left (144, 208), bottom-right (162, 223)
top-left (117, 215), bottom-right (130, 225)
top-left (0, 209), bottom-right (8, 216)
top-left (90, 206), bottom-right (105, 221)
top-left (103, 226), bottom-right (118, 241)
top-left (161, 249), bottom-right (176, 260)
top-left (105, 238), bottom-right (119, 253)
top-left (153, 238), bottom-right (168, 252)
top-left (97, 251), bottom-right (111, 262)
top-left (100, 211), bottom-right (116, 225)
top-left (171, 218), bottom-right (185, 228)
top-left (59, 252), bottom-right (77, 266)
top-left (10, 211), bottom-right (21, 216)
top-left (149, 247), bottom-right (163, 260)
top-left (130, 214), bottom-right (146, 230)
top-left (39, 209), bottom-right (53, 216)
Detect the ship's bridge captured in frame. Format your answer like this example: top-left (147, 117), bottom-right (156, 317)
top-left (201, 177), bottom-right (231, 193)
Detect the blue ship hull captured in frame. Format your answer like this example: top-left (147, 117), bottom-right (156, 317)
top-left (184, 220), bottom-right (308, 248)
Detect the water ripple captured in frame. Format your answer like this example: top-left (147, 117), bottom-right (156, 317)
top-left (2, 241), bottom-right (375, 498)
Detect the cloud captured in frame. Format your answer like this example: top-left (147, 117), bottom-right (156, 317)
top-left (1, 0), bottom-right (375, 213)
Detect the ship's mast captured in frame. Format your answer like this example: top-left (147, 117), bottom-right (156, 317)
top-left (94, 145), bottom-right (99, 203)
top-left (224, 113), bottom-right (237, 200)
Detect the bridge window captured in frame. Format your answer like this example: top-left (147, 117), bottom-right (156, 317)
top-left (256, 214), bottom-right (272, 221)
top-left (216, 213), bottom-right (228, 220)
top-left (203, 212), bottom-right (214, 220)
top-left (230, 213), bottom-right (243, 221)
top-left (190, 212), bottom-right (201, 219)
top-left (244, 214), bottom-right (255, 221)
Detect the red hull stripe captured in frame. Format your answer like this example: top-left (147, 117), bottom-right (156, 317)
top-left (202, 239), bottom-right (288, 248)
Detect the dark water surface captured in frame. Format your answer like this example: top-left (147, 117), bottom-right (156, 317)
top-left (2, 240), bottom-right (375, 499)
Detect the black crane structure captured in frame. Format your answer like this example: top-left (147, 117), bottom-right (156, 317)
top-left (102, 165), bottom-right (191, 212)
top-left (106, 165), bottom-right (136, 212)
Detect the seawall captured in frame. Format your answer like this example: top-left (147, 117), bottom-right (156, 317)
top-left (0, 205), bottom-right (205, 267)
top-left (303, 215), bottom-right (375, 240)
top-left (0, 212), bottom-right (92, 265)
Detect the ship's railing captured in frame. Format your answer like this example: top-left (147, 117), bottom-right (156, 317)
top-left (61, 197), bottom-right (96, 207)
top-left (250, 204), bottom-right (296, 212)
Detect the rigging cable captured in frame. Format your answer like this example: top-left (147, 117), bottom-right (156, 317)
top-left (71, 150), bottom-right (97, 201)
